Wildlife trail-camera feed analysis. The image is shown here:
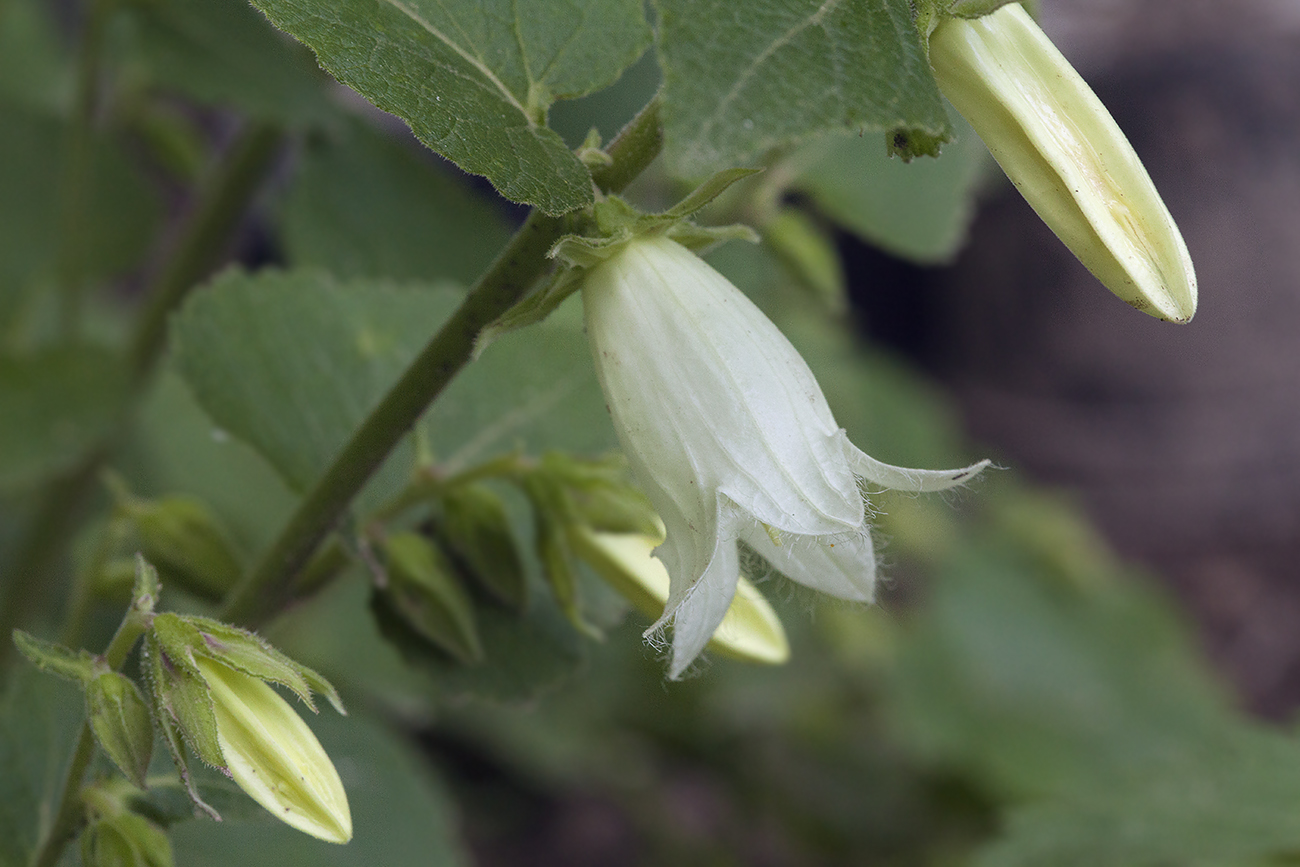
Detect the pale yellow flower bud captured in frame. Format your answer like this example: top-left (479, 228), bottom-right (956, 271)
top-left (929, 3), bottom-right (1197, 322)
top-left (195, 657), bottom-right (352, 844)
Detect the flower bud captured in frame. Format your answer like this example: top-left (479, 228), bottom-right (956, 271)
top-left (436, 483), bottom-right (527, 608)
top-left (81, 812), bottom-right (174, 867)
top-left (928, 3), bottom-right (1196, 322)
top-left (122, 494), bottom-right (244, 600)
top-left (87, 671), bottom-right (154, 789)
top-left (144, 614), bottom-right (351, 842)
top-left (379, 531), bottom-right (484, 665)
top-left (195, 656), bottom-right (352, 843)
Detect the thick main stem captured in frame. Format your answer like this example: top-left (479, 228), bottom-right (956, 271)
top-left (220, 99), bottom-right (664, 626)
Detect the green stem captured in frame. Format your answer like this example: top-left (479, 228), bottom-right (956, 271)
top-left (29, 605), bottom-right (149, 867)
top-left (0, 124), bottom-right (285, 675)
top-left (220, 98), bottom-right (664, 626)
top-left (129, 122), bottom-right (284, 376)
top-left (55, 0), bottom-right (109, 336)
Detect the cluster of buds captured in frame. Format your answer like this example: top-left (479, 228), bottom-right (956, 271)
top-left (14, 557), bottom-right (352, 847)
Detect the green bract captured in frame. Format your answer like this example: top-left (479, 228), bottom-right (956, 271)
top-left (928, 3), bottom-right (1197, 322)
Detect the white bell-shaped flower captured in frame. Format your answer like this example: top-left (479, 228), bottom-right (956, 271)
top-left (580, 235), bottom-right (988, 677)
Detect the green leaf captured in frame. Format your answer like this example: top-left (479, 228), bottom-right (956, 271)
top-left (0, 345), bottom-right (129, 491)
top-left (788, 106), bottom-right (991, 263)
top-left (114, 0), bottom-right (331, 123)
top-left (0, 0), bottom-right (70, 113)
top-left (425, 296), bottom-right (615, 468)
top-left (0, 670), bottom-right (83, 867)
top-left (11, 630), bottom-right (94, 683)
top-left (978, 731), bottom-right (1300, 867)
top-left (281, 120), bottom-right (512, 284)
top-left (655, 0), bottom-right (951, 178)
top-left (171, 269), bottom-right (612, 514)
top-left (169, 709), bottom-right (469, 866)
top-left (248, 0), bottom-right (652, 214)
top-left (171, 270), bottom-right (464, 494)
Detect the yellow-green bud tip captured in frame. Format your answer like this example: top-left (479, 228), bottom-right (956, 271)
top-left (929, 3), bottom-right (1197, 323)
top-left (196, 657), bottom-right (352, 843)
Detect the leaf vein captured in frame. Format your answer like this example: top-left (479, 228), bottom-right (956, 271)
top-left (696, 0), bottom-right (845, 146)
top-left (379, 0), bottom-right (536, 128)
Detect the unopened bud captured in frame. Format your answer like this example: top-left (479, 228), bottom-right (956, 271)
top-left (195, 656), bottom-right (352, 844)
top-left (380, 532), bottom-right (484, 665)
top-left (928, 3), bottom-right (1196, 322)
top-left (87, 672), bottom-right (154, 789)
top-left (144, 614), bottom-right (350, 842)
top-left (437, 484), bottom-right (527, 608)
top-left (123, 495), bottom-right (244, 600)
top-left (81, 812), bottom-right (174, 867)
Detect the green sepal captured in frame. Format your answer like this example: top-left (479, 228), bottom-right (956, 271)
top-left (11, 630), bottom-right (96, 683)
top-left (143, 631), bottom-right (226, 772)
top-left (87, 672), bottom-right (155, 789)
top-left (550, 168), bottom-right (762, 269)
top-left (947, 0), bottom-right (1029, 19)
top-left (149, 613), bottom-right (344, 715)
top-left (480, 168), bottom-right (760, 351)
top-left (576, 128), bottom-right (613, 170)
top-left (536, 453), bottom-right (661, 539)
top-left (379, 532), bottom-right (484, 665)
top-left (142, 641), bottom-right (221, 821)
top-left (130, 554), bottom-right (161, 617)
top-left (915, 0), bottom-right (1033, 50)
top-left (519, 473), bottom-right (603, 641)
top-left (658, 167), bottom-right (762, 222)
top-left (436, 484), bottom-right (528, 609)
top-left (472, 267), bottom-right (584, 358)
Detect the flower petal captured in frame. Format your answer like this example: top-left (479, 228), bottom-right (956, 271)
top-left (741, 523), bottom-right (878, 602)
top-left (583, 236), bottom-right (865, 537)
top-left (650, 502), bottom-right (744, 679)
top-left (846, 440), bottom-right (990, 493)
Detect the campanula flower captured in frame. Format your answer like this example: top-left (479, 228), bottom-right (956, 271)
top-left (580, 235), bottom-right (987, 677)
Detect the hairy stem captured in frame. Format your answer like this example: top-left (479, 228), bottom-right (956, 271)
top-left (55, 0), bottom-right (109, 336)
top-left (29, 605), bottom-right (150, 867)
top-left (220, 98), bottom-right (664, 626)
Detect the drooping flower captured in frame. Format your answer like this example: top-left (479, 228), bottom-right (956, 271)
top-left (927, 2), bottom-right (1197, 323)
top-left (580, 234), bottom-right (988, 677)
